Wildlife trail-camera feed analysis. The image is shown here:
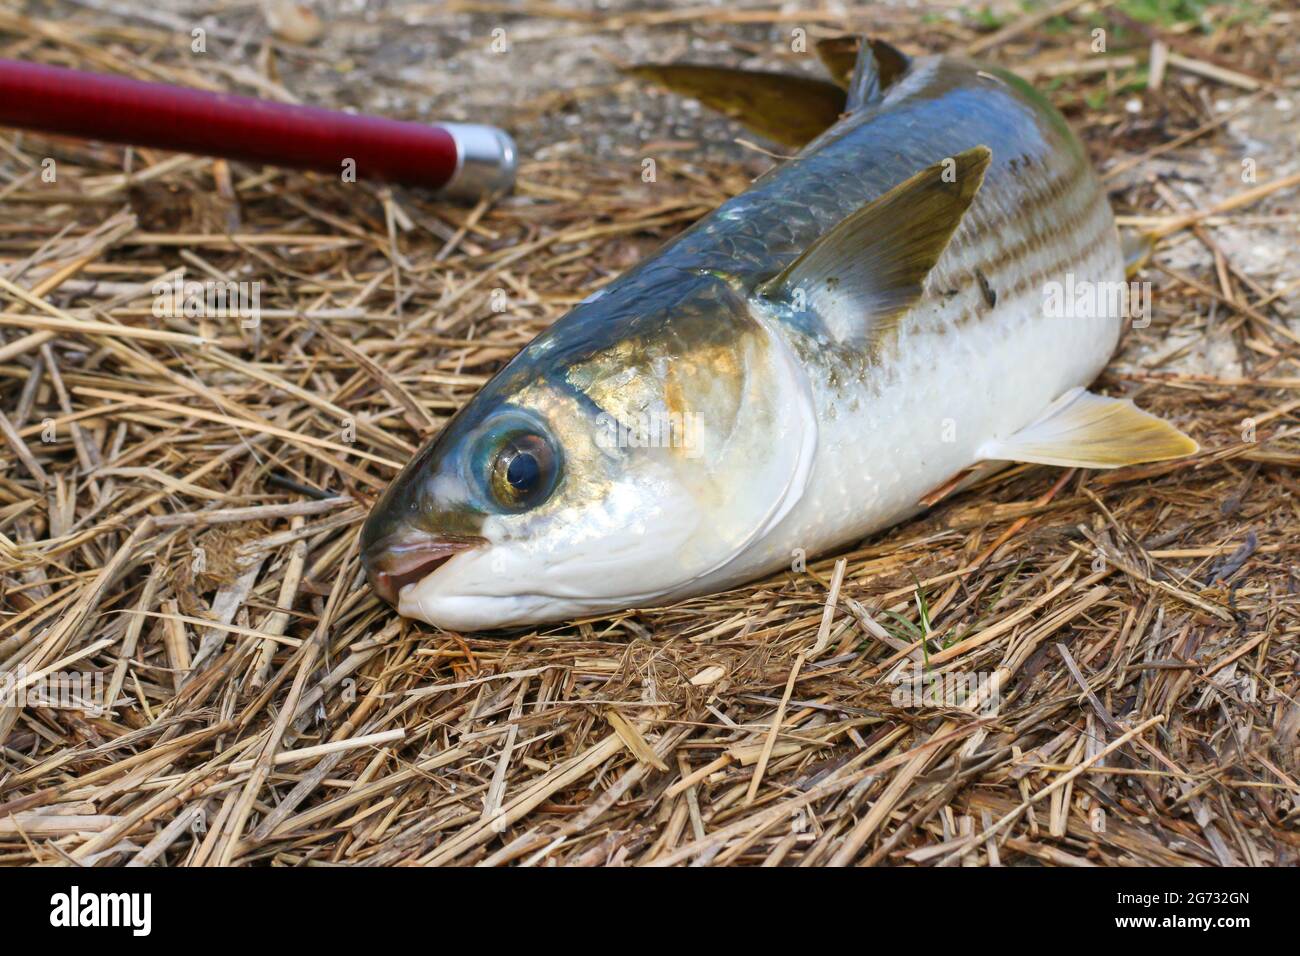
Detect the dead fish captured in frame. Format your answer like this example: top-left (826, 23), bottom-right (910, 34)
top-left (361, 36), bottom-right (1196, 630)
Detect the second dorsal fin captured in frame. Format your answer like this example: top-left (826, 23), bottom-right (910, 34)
top-left (758, 146), bottom-right (991, 352)
top-left (845, 42), bottom-right (882, 110)
top-left (815, 36), bottom-right (910, 102)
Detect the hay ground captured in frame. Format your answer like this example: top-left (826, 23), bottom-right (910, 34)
top-left (1, 0), bottom-right (1298, 867)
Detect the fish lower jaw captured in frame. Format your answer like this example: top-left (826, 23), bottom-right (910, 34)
top-left (396, 574), bottom-right (592, 631)
top-left (396, 566), bottom-right (691, 631)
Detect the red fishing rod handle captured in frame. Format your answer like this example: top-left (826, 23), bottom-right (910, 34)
top-left (0, 58), bottom-right (516, 200)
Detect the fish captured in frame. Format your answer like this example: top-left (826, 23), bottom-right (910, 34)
top-left (360, 36), bottom-right (1197, 631)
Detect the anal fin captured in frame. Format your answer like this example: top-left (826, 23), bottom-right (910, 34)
top-left (1122, 231), bottom-right (1155, 279)
top-left (977, 388), bottom-right (1198, 470)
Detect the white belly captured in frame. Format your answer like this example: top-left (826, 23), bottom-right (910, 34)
top-left (688, 204), bottom-right (1124, 595)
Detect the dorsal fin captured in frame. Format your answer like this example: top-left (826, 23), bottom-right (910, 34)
top-left (758, 145), bottom-right (991, 351)
top-left (622, 64), bottom-right (846, 149)
top-left (815, 36), bottom-right (910, 98)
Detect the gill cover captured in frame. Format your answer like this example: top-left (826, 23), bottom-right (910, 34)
top-left (557, 278), bottom-right (819, 597)
top-left (676, 308), bottom-right (818, 584)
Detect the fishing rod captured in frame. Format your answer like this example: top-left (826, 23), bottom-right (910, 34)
top-left (0, 58), bottom-right (516, 201)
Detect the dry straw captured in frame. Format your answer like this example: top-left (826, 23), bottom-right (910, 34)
top-left (0, 2), bottom-right (1296, 866)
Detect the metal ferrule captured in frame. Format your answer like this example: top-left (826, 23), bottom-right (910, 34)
top-left (438, 122), bottom-right (518, 201)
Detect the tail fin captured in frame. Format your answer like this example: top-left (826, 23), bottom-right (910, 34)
top-left (622, 64), bottom-right (845, 149)
top-left (623, 36), bottom-right (911, 150)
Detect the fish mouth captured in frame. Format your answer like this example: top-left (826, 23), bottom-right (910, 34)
top-left (362, 530), bottom-right (486, 607)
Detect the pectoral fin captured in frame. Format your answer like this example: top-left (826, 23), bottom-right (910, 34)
top-left (758, 145), bottom-right (990, 352)
top-left (622, 65), bottom-right (846, 148)
top-left (978, 388), bottom-right (1199, 469)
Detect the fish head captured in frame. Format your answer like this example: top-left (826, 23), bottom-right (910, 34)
top-left (361, 268), bottom-right (815, 630)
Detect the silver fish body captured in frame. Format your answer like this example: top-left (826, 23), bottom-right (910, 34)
top-left (361, 52), bottom-right (1187, 631)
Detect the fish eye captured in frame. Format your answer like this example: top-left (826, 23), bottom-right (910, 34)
top-left (487, 432), bottom-right (559, 511)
